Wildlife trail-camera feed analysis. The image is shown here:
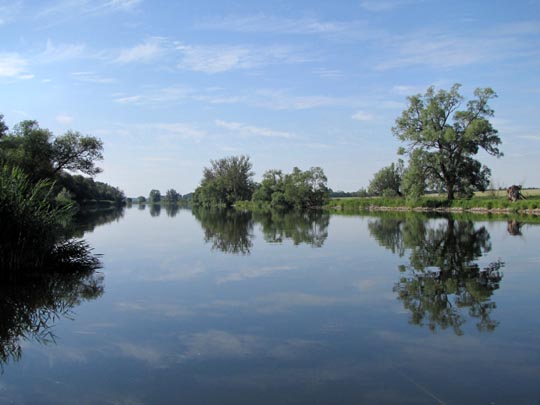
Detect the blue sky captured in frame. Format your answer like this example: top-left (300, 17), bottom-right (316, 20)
top-left (1, 0), bottom-right (539, 196)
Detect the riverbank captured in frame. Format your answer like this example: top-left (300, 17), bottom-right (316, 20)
top-left (326, 196), bottom-right (540, 216)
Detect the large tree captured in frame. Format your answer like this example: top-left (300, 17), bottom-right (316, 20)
top-left (194, 155), bottom-right (255, 207)
top-left (393, 84), bottom-right (502, 200)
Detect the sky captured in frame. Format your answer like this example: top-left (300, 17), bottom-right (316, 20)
top-left (1, 0), bottom-right (539, 196)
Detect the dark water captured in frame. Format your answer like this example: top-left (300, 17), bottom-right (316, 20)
top-left (1, 207), bottom-right (539, 404)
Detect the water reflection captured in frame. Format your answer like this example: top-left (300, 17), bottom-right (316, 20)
top-left (253, 210), bottom-right (329, 247)
top-left (70, 207), bottom-right (125, 237)
top-left (150, 204), bottom-right (161, 217)
top-left (192, 208), bottom-right (254, 254)
top-left (165, 204), bottom-right (180, 217)
top-left (192, 208), bottom-right (330, 254)
top-left (368, 214), bottom-right (504, 335)
top-left (0, 252), bottom-right (103, 368)
top-left (507, 219), bottom-right (522, 236)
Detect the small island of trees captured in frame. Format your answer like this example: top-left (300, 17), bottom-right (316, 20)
top-left (192, 155), bottom-right (330, 210)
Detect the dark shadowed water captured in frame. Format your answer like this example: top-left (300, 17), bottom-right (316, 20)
top-left (1, 207), bottom-right (539, 404)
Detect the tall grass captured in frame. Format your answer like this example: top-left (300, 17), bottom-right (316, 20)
top-left (0, 167), bottom-right (98, 272)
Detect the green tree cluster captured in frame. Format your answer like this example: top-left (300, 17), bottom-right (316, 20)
top-left (253, 166), bottom-right (330, 209)
top-left (193, 155), bottom-right (255, 207)
top-left (0, 115), bottom-right (122, 205)
top-left (164, 188), bottom-right (181, 204)
top-left (148, 189), bottom-right (161, 203)
top-left (367, 160), bottom-right (403, 197)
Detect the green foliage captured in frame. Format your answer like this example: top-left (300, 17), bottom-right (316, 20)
top-left (57, 173), bottom-right (125, 206)
top-left (149, 189), bottom-right (161, 203)
top-left (164, 188), bottom-right (181, 204)
top-left (1, 120), bottom-right (54, 182)
top-left (137, 196), bottom-right (147, 203)
top-left (368, 161), bottom-right (403, 197)
top-left (252, 166), bottom-right (330, 209)
top-left (393, 84), bottom-right (502, 200)
top-left (193, 155), bottom-right (255, 207)
top-left (51, 130), bottom-right (103, 176)
top-left (0, 113), bottom-right (8, 138)
top-left (0, 167), bottom-right (99, 272)
top-left (0, 114), bottom-right (114, 205)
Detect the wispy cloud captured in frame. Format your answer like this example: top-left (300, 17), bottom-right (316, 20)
top-left (351, 110), bottom-right (375, 121)
top-left (313, 68), bottom-right (343, 79)
top-left (114, 95), bottom-right (143, 104)
top-left (359, 0), bottom-right (421, 12)
top-left (254, 89), bottom-right (358, 110)
top-left (0, 0), bottom-right (22, 25)
top-left (377, 24), bottom-right (540, 70)
top-left (196, 14), bottom-right (374, 37)
top-left (113, 86), bottom-right (191, 105)
top-left (215, 120), bottom-right (295, 139)
top-left (39, 39), bottom-right (85, 63)
top-left (36, 0), bottom-right (142, 20)
top-left (0, 53), bottom-right (33, 79)
top-left (176, 43), bottom-right (314, 74)
top-left (116, 37), bottom-right (166, 64)
top-left (56, 113), bottom-right (74, 125)
top-left (72, 71), bottom-right (115, 84)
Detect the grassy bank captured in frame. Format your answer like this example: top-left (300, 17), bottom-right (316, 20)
top-left (326, 194), bottom-right (540, 215)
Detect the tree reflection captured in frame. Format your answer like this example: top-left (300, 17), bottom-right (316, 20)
top-left (69, 207), bottom-right (125, 237)
top-left (192, 208), bottom-right (254, 254)
top-left (253, 210), bottom-right (329, 247)
top-left (149, 204), bottom-right (161, 217)
top-left (0, 248), bottom-right (103, 368)
top-left (192, 208), bottom-right (330, 254)
top-left (165, 204), bottom-right (180, 217)
top-left (368, 214), bottom-right (504, 335)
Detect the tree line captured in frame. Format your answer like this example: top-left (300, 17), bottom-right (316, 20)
top-left (192, 155), bottom-right (330, 209)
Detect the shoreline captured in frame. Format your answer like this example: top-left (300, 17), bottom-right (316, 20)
top-left (328, 204), bottom-right (540, 216)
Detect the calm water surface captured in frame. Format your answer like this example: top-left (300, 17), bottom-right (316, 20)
top-left (1, 207), bottom-right (539, 404)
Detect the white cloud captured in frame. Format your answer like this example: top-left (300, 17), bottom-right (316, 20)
top-left (56, 113), bottom-right (74, 125)
top-left (72, 71), bottom-right (115, 84)
top-left (0, 53), bottom-right (32, 79)
top-left (36, 0), bottom-right (142, 21)
top-left (352, 111), bottom-right (375, 121)
top-left (215, 120), bottom-right (295, 139)
top-left (392, 85), bottom-right (427, 95)
top-left (377, 25), bottom-right (540, 70)
top-left (114, 95), bottom-right (143, 104)
top-left (116, 37), bottom-right (166, 64)
top-left (196, 15), bottom-right (371, 37)
top-left (39, 39), bottom-right (85, 63)
top-left (176, 43), bottom-right (313, 74)
top-left (254, 89), bottom-right (357, 110)
top-left (113, 86), bottom-right (191, 105)
top-left (359, 0), bottom-right (421, 12)
top-left (0, 0), bottom-right (22, 25)
top-left (313, 68), bottom-right (343, 79)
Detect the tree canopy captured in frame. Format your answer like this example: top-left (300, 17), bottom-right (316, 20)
top-left (368, 161), bottom-right (403, 197)
top-left (253, 167), bottom-right (330, 209)
top-left (393, 84), bottom-right (502, 200)
top-left (193, 155), bottom-right (255, 207)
